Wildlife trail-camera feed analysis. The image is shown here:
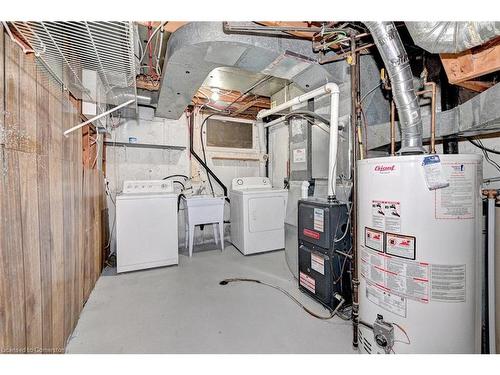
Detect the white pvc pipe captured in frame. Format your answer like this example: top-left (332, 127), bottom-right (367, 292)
top-left (257, 84), bottom-right (336, 120)
top-left (328, 86), bottom-right (340, 199)
top-left (488, 196), bottom-right (497, 354)
top-left (63, 99), bottom-right (135, 137)
top-left (301, 180), bottom-right (310, 199)
top-left (256, 83), bottom-right (340, 198)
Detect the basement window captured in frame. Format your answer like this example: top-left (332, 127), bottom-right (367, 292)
top-left (206, 118), bottom-right (254, 149)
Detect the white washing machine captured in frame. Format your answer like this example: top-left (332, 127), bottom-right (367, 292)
top-left (230, 177), bottom-right (288, 255)
top-left (116, 180), bottom-right (178, 273)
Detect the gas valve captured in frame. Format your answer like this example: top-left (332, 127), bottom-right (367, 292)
top-left (373, 314), bottom-right (395, 354)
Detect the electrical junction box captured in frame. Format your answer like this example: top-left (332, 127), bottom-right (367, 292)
top-left (297, 198), bottom-right (352, 310)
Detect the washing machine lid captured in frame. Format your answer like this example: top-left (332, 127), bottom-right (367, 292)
top-left (232, 187), bottom-right (288, 196)
top-left (117, 192), bottom-right (178, 200)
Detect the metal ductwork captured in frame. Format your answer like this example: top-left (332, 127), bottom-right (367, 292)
top-left (156, 22), bottom-right (347, 119)
top-left (365, 21), bottom-right (425, 154)
top-left (406, 22), bottom-right (500, 54)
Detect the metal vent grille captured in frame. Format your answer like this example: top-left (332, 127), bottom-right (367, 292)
top-left (11, 21), bottom-right (137, 106)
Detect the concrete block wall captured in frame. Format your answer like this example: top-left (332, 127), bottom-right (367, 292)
top-left (105, 109), bottom-right (262, 254)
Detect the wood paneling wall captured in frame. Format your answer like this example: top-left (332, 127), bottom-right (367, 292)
top-left (0, 26), bottom-right (105, 353)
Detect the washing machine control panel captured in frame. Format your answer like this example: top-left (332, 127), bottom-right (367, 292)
top-left (231, 177), bottom-right (271, 190)
top-left (122, 180), bottom-right (173, 194)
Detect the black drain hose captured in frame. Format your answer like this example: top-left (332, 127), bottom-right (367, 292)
top-left (219, 278), bottom-right (346, 320)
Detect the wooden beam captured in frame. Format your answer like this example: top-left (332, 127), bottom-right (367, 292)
top-left (441, 36), bottom-right (500, 84)
top-left (232, 98), bottom-right (263, 115)
top-left (456, 80), bottom-right (495, 93)
top-left (255, 21), bottom-right (316, 39)
top-left (136, 76), bottom-right (160, 91)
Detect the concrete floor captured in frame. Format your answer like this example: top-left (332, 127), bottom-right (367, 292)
top-left (66, 244), bottom-right (355, 353)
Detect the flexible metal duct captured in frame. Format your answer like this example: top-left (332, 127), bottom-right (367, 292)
top-left (406, 22), bottom-right (500, 54)
top-left (365, 21), bottom-right (425, 154)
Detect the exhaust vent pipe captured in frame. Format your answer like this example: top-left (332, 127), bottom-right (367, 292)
top-left (365, 22), bottom-right (425, 154)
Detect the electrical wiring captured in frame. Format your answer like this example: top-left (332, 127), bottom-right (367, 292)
top-left (200, 113), bottom-right (217, 196)
top-left (138, 21), bottom-right (167, 65)
top-left (468, 137), bottom-right (500, 175)
top-left (334, 180), bottom-right (353, 244)
top-left (392, 322), bottom-right (411, 345)
top-left (360, 81), bottom-right (382, 103)
top-left (219, 278), bottom-right (345, 320)
top-left (104, 178), bottom-right (116, 251)
top-left (467, 137), bottom-right (500, 155)
top-left (162, 174), bottom-right (190, 180)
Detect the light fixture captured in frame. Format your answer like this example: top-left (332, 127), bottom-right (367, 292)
top-left (211, 91), bottom-right (220, 101)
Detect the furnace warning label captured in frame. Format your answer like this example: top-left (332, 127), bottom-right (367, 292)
top-left (372, 200), bottom-right (401, 233)
top-left (430, 264), bottom-right (466, 302)
top-left (386, 233), bottom-right (416, 260)
top-left (366, 282), bottom-right (407, 318)
top-left (311, 252), bottom-right (325, 275)
top-left (365, 227), bottom-right (384, 252)
top-left (292, 148), bottom-right (306, 163)
top-left (361, 247), bottom-right (429, 303)
top-left (313, 208), bottom-right (324, 232)
top-left (299, 272), bottom-right (315, 293)
top-left (435, 163), bottom-right (475, 219)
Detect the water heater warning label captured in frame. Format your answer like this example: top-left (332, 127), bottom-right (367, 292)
top-left (435, 163), bottom-right (475, 219)
top-left (361, 247), bottom-right (429, 303)
top-left (430, 264), bottom-right (466, 302)
top-left (386, 233), bottom-right (416, 260)
top-left (372, 200), bottom-right (401, 233)
top-left (365, 227), bottom-right (384, 252)
top-left (366, 282), bottom-right (407, 317)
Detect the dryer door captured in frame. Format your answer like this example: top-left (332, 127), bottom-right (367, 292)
top-left (248, 195), bottom-right (286, 233)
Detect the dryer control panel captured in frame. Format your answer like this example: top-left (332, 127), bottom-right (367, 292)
top-left (122, 180), bottom-right (173, 194)
top-left (231, 177), bottom-right (271, 190)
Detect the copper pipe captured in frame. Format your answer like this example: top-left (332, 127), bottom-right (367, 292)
top-left (390, 101), bottom-right (396, 156)
top-left (427, 82), bottom-right (437, 154)
top-left (482, 189), bottom-right (499, 200)
top-left (350, 35), bottom-right (360, 350)
top-left (416, 82), bottom-right (437, 154)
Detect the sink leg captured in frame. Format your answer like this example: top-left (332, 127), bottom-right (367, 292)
top-left (213, 223), bottom-right (219, 246)
top-left (219, 221), bottom-right (224, 251)
top-left (188, 224), bottom-right (195, 257)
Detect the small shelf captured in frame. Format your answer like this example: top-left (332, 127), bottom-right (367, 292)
top-left (104, 141), bottom-right (186, 151)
